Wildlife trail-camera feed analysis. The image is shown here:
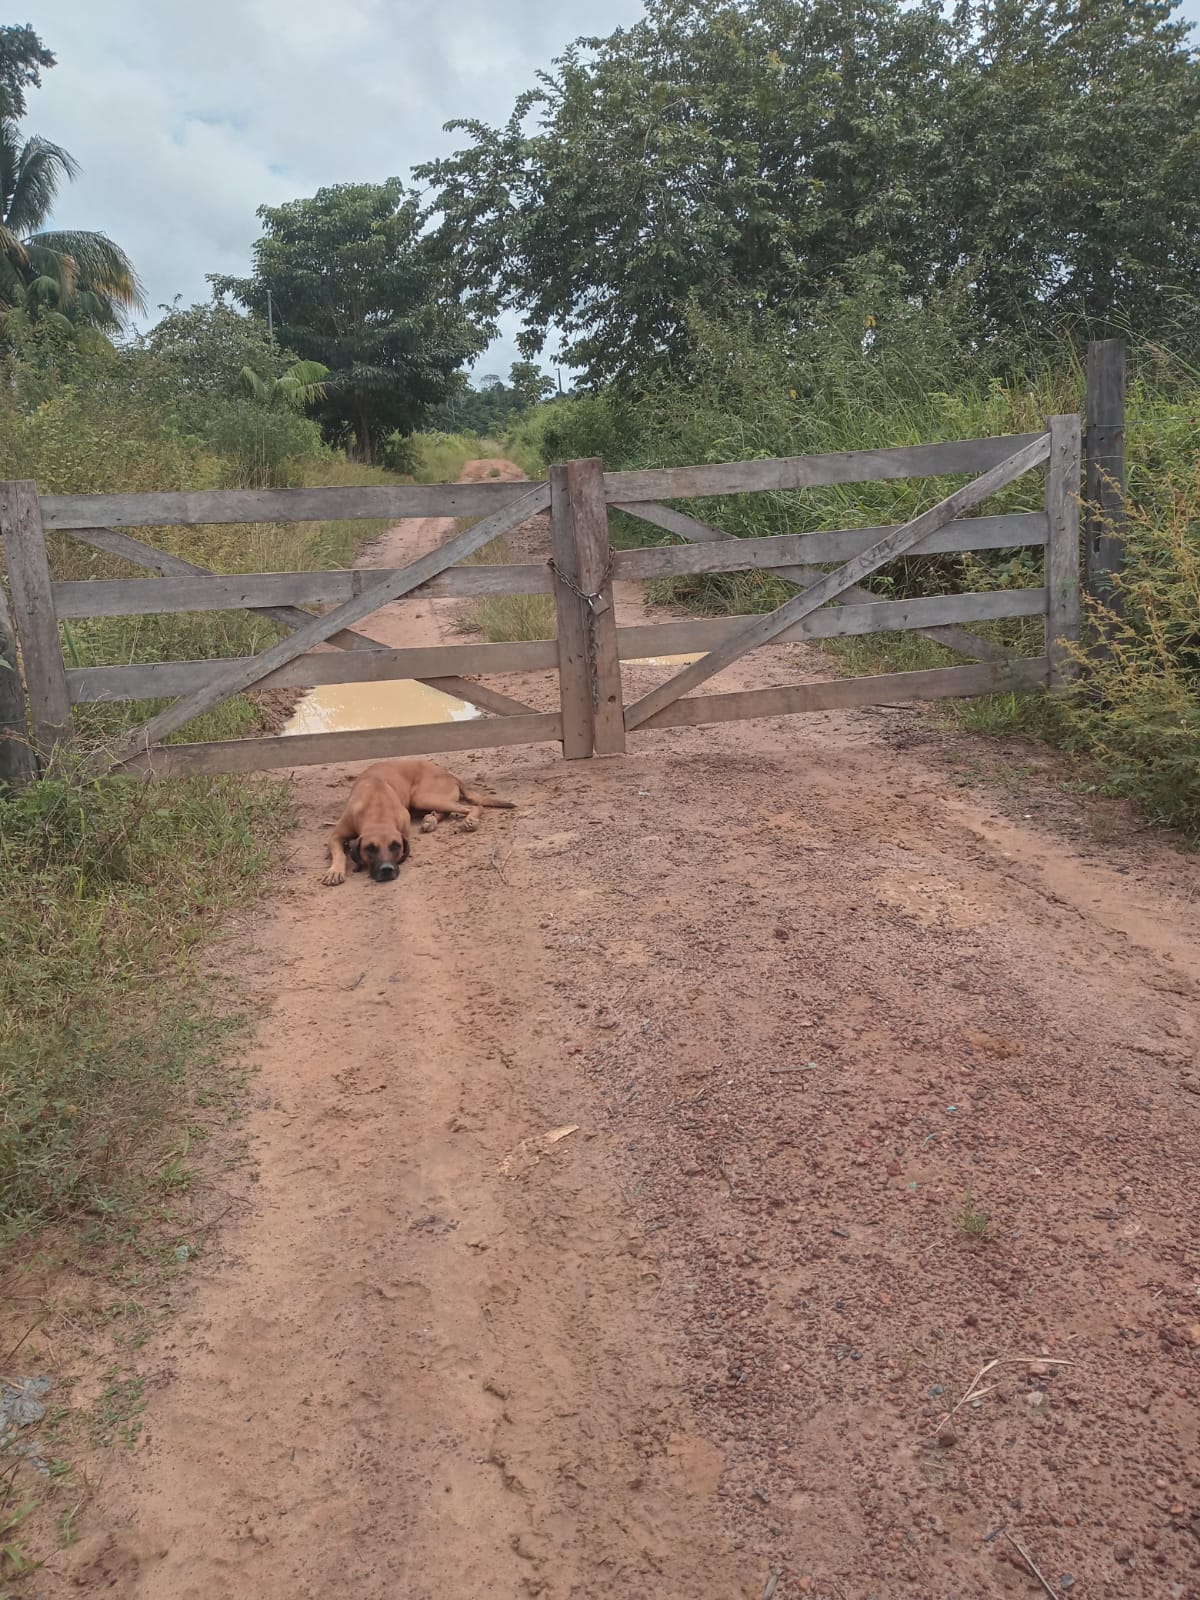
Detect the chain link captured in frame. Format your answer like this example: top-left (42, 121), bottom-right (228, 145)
top-left (548, 550), bottom-right (616, 710)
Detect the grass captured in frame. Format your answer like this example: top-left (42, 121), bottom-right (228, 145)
top-left (953, 1190), bottom-right (995, 1242)
top-left (0, 759), bottom-right (291, 1244)
top-left (453, 534), bottom-right (557, 642)
top-left (407, 431), bottom-right (505, 484)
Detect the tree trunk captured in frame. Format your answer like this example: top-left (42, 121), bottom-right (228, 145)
top-left (355, 401), bottom-right (374, 464)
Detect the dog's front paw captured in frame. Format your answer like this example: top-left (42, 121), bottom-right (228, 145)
top-left (456, 817), bottom-right (479, 833)
top-left (321, 868), bottom-right (345, 887)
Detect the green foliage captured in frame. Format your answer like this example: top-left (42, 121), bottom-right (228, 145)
top-left (211, 179), bottom-right (487, 460)
top-left (427, 361), bottom-right (555, 434)
top-left (0, 23), bottom-right (54, 119)
top-left (419, 0), bottom-right (1200, 384)
top-left (0, 763), bottom-right (290, 1240)
top-left (395, 430), bottom-right (505, 483)
top-left (504, 393), bottom-right (641, 473)
top-left (1057, 461), bottom-right (1200, 834)
top-left (1, 114), bottom-right (144, 330)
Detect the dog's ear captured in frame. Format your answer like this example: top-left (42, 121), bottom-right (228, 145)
top-left (347, 837), bottom-right (364, 869)
top-left (399, 835), bottom-right (411, 863)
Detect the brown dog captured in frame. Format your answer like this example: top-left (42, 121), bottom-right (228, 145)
top-left (322, 758), bottom-right (514, 886)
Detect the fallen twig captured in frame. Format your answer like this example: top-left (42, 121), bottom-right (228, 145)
top-left (761, 1570), bottom-right (781, 1600)
top-left (937, 1355), bottom-right (1074, 1432)
top-left (1002, 1530), bottom-right (1060, 1600)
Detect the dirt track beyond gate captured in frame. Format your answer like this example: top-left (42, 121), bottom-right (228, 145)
top-left (57, 465), bottom-right (1200, 1600)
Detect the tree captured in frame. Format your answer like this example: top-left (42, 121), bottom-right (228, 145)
top-left (418, 0), bottom-right (953, 384)
top-left (141, 298), bottom-right (284, 396)
top-left (0, 117), bottom-right (144, 331)
top-left (212, 179), bottom-right (487, 460)
top-left (418, 0), bottom-right (1200, 385)
top-left (0, 24), bottom-right (54, 119)
top-left (508, 360), bottom-right (554, 408)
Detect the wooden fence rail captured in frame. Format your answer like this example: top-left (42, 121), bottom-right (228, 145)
top-left (0, 417), bottom-right (1081, 782)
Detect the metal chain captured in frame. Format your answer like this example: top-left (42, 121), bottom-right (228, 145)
top-left (548, 549), bottom-right (616, 710)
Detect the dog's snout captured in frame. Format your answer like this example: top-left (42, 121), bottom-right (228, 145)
top-left (374, 862), bottom-right (398, 882)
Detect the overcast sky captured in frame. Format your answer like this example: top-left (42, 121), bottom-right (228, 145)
top-left (23, 0), bottom-right (647, 381)
top-left (20, 0), bottom-right (1200, 386)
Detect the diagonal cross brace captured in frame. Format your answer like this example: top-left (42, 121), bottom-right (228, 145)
top-left (68, 527), bottom-right (537, 720)
top-left (96, 481), bottom-right (551, 770)
top-left (623, 432), bottom-right (1051, 731)
top-left (614, 500), bottom-right (1007, 664)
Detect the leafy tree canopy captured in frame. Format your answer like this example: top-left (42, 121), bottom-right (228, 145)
top-left (0, 23), bottom-right (54, 119)
top-left (428, 359), bottom-right (555, 432)
top-left (212, 179), bottom-right (487, 459)
top-left (417, 0), bottom-right (1200, 385)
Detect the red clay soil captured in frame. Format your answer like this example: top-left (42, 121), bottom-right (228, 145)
top-left (34, 465), bottom-right (1200, 1599)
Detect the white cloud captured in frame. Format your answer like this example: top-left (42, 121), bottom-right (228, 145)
top-left (24, 0), bottom-right (647, 375)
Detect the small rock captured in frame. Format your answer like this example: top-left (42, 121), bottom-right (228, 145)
top-left (1060, 1576), bottom-right (1075, 1592)
top-left (1113, 1539), bottom-right (1134, 1563)
top-left (936, 1422), bottom-right (957, 1448)
top-left (1187, 1323), bottom-right (1200, 1348)
top-left (963, 1309), bottom-right (979, 1327)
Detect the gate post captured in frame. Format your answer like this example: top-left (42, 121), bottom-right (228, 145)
top-left (0, 570), bottom-right (36, 784)
top-left (549, 458), bottom-right (626, 758)
top-left (1044, 416), bottom-right (1083, 690)
top-left (0, 480), bottom-right (73, 763)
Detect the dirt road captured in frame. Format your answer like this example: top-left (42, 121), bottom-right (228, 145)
top-left (58, 465), bottom-right (1200, 1599)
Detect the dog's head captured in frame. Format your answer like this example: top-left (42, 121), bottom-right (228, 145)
top-left (348, 831), bottom-right (409, 883)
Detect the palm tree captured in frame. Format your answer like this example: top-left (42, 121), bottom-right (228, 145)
top-left (239, 359), bottom-right (332, 410)
top-left (0, 118), bottom-right (144, 332)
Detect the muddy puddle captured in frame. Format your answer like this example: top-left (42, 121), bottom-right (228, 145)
top-left (283, 677), bottom-right (480, 736)
top-left (282, 653), bottom-right (703, 738)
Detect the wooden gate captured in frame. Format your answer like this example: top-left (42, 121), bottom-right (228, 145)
top-left (0, 419), bottom-right (1079, 780)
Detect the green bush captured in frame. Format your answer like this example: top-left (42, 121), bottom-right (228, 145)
top-left (0, 763), bottom-right (290, 1240)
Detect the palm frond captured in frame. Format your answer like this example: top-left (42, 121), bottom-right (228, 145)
top-left (4, 131), bottom-right (79, 234)
top-left (26, 230), bottom-right (146, 313)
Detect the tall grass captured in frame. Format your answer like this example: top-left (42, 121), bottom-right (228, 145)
top-left (454, 536), bottom-right (556, 642)
top-left (0, 763), bottom-right (290, 1242)
top-left (0, 372), bottom-right (409, 1251)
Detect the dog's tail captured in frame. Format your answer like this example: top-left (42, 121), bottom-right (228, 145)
top-left (453, 774), bottom-right (516, 810)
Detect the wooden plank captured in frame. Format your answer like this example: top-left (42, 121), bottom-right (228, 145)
top-left (58, 513), bottom-right (1046, 618)
top-left (549, 464), bottom-right (594, 759)
top-left (616, 588), bottom-right (1047, 659)
top-left (0, 481), bottom-right (73, 758)
top-left (122, 711), bottom-right (563, 779)
top-left (611, 512), bottom-right (1049, 580)
top-left (62, 524), bottom-right (539, 717)
top-left (624, 433), bottom-right (1052, 731)
top-left (68, 589), bottom-right (1042, 703)
top-left (1044, 414), bottom-right (1083, 689)
top-left (603, 433), bottom-right (1044, 504)
top-left (636, 658), bottom-right (1050, 732)
top-left (42, 479), bottom-right (542, 530)
top-left (0, 572), bottom-right (36, 783)
top-left (66, 637), bottom-right (559, 703)
top-left (53, 560), bottom-right (554, 619)
top-left (1084, 339), bottom-right (1126, 622)
top-left (62, 525), bottom-right (389, 651)
top-left (615, 501), bottom-right (1029, 662)
top-left (566, 457), bottom-right (625, 754)
top-left (97, 482), bottom-right (552, 772)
